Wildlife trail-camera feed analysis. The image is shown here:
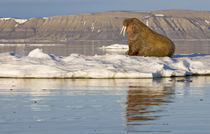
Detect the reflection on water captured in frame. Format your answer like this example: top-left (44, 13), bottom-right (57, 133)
top-left (126, 83), bottom-right (174, 123)
top-left (0, 40), bottom-right (209, 56)
top-left (0, 77), bottom-right (210, 133)
top-left (125, 79), bottom-right (175, 133)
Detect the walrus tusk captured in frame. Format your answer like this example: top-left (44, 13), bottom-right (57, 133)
top-left (120, 26), bottom-right (124, 35)
top-left (122, 26), bottom-right (126, 37)
top-left (120, 26), bottom-right (126, 37)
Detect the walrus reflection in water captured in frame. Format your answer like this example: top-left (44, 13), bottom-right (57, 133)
top-left (121, 18), bottom-right (175, 57)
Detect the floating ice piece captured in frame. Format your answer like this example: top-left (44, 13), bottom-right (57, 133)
top-left (101, 44), bottom-right (128, 50)
top-left (0, 49), bottom-right (210, 78)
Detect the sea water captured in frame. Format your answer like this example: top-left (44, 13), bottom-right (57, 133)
top-left (0, 77), bottom-right (210, 134)
top-left (0, 40), bottom-right (210, 56)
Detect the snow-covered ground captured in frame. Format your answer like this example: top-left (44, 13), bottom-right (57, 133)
top-left (0, 48), bottom-right (210, 78)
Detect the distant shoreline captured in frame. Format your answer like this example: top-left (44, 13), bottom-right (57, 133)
top-left (0, 39), bottom-right (209, 45)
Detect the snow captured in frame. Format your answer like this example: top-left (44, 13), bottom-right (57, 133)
top-left (91, 23), bottom-right (95, 32)
top-left (144, 15), bottom-right (150, 19)
top-left (0, 18), bottom-right (11, 21)
top-left (205, 20), bottom-right (210, 24)
top-left (0, 17), bottom-right (28, 24)
top-left (0, 48), bottom-right (210, 78)
top-left (155, 14), bottom-right (165, 17)
top-left (146, 20), bottom-right (149, 26)
top-left (14, 19), bottom-right (28, 24)
top-left (43, 17), bottom-right (49, 20)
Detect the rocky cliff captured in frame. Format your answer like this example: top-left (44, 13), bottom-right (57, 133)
top-left (0, 10), bottom-right (209, 42)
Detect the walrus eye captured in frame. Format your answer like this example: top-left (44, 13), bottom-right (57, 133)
top-left (120, 26), bottom-right (127, 37)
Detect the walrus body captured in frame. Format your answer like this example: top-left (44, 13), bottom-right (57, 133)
top-left (121, 18), bottom-right (175, 57)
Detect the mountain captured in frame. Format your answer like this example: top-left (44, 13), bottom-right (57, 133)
top-left (0, 10), bottom-right (209, 42)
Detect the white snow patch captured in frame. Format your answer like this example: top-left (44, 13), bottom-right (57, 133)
top-left (196, 22), bottom-right (200, 25)
top-left (205, 20), bottom-right (210, 24)
top-left (0, 17), bottom-right (28, 24)
top-left (0, 49), bottom-right (210, 78)
top-left (144, 15), bottom-right (150, 19)
top-left (0, 18), bottom-right (11, 21)
top-left (43, 17), bottom-right (49, 20)
top-left (155, 14), bottom-right (165, 17)
top-left (146, 20), bottom-right (149, 26)
top-left (91, 23), bottom-right (95, 32)
top-left (14, 19), bottom-right (28, 24)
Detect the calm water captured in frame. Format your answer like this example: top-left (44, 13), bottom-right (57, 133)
top-left (0, 77), bottom-right (210, 134)
top-left (0, 40), bottom-right (210, 56)
top-left (0, 40), bottom-right (210, 133)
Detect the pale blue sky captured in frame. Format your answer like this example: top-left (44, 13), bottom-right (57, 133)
top-left (0, 0), bottom-right (209, 18)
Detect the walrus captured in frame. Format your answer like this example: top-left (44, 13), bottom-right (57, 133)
top-left (121, 18), bottom-right (175, 57)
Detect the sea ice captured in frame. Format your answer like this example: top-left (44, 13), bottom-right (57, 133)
top-left (101, 44), bottom-right (128, 50)
top-left (0, 48), bottom-right (210, 78)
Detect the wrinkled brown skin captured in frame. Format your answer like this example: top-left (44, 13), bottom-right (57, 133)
top-left (123, 18), bottom-right (175, 57)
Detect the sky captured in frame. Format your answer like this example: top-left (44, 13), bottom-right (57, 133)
top-left (0, 0), bottom-right (209, 18)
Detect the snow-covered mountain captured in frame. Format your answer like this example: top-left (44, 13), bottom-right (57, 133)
top-left (0, 10), bottom-right (209, 42)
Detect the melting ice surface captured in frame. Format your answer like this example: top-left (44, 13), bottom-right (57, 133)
top-left (0, 47), bottom-right (210, 78)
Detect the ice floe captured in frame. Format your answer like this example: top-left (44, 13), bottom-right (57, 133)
top-left (101, 44), bottom-right (128, 50)
top-left (0, 48), bottom-right (210, 78)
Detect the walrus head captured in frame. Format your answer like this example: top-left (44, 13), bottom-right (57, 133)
top-left (121, 18), bottom-right (147, 44)
top-left (120, 18), bottom-right (146, 38)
